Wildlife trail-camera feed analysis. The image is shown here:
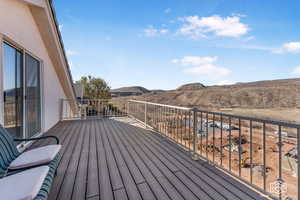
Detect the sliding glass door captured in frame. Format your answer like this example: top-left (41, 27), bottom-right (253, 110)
top-left (25, 53), bottom-right (41, 138)
top-left (2, 42), bottom-right (41, 139)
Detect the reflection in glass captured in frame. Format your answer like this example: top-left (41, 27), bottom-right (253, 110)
top-left (3, 43), bottom-right (23, 138)
top-left (25, 54), bottom-right (41, 138)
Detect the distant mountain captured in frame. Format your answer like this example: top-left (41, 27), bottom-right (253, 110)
top-left (112, 86), bottom-right (150, 93)
top-left (114, 78), bottom-right (300, 123)
top-left (111, 86), bottom-right (150, 97)
top-left (176, 83), bottom-right (206, 91)
top-left (151, 89), bottom-right (165, 93)
top-left (138, 78), bottom-right (300, 109)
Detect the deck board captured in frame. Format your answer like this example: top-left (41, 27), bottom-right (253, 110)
top-left (57, 121), bottom-right (86, 200)
top-left (30, 118), bottom-right (269, 200)
top-left (86, 121), bottom-right (100, 198)
top-left (94, 119), bottom-right (114, 200)
top-left (48, 121), bottom-right (82, 200)
top-left (121, 120), bottom-right (261, 200)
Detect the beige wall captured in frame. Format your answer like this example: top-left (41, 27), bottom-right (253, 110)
top-left (0, 0), bottom-right (67, 132)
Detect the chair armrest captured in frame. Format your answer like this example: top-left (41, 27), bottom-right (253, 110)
top-left (14, 135), bottom-right (59, 144)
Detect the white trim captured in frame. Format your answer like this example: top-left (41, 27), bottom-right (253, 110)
top-left (44, 1), bottom-right (76, 100)
top-left (0, 34), bottom-right (3, 126)
top-left (28, 2), bottom-right (76, 101)
top-left (19, 0), bottom-right (46, 8)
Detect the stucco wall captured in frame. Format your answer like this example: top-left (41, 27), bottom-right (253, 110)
top-left (0, 0), bottom-right (67, 132)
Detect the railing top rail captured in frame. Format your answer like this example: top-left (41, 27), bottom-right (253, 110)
top-left (129, 100), bottom-right (192, 111)
top-left (195, 108), bottom-right (300, 128)
top-left (129, 99), bottom-right (300, 128)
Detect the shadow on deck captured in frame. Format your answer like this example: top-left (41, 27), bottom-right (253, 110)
top-left (30, 118), bottom-right (268, 200)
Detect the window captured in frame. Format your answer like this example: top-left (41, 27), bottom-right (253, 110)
top-left (2, 42), bottom-right (41, 139)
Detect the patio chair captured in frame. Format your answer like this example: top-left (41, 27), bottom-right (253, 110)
top-left (0, 125), bottom-right (61, 199)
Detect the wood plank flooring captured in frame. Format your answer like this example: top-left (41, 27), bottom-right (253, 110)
top-left (30, 118), bottom-right (268, 200)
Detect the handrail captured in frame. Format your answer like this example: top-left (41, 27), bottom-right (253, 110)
top-left (129, 100), bottom-right (192, 111)
top-left (127, 99), bottom-right (299, 199)
top-left (195, 108), bottom-right (300, 129)
top-left (129, 100), bottom-right (300, 128)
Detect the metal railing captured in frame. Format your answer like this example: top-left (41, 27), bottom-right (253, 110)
top-left (60, 99), bottom-right (127, 120)
top-left (128, 100), bottom-right (300, 200)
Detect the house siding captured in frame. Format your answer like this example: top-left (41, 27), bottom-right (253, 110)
top-left (0, 0), bottom-right (67, 132)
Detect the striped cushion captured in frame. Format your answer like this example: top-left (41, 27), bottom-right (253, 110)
top-left (34, 154), bottom-right (60, 200)
top-left (0, 126), bottom-right (20, 175)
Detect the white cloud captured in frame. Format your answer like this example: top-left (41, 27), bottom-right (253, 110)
top-left (183, 64), bottom-right (230, 77)
top-left (59, 24), bottom-right (63, 31)
top-left (172, 56), bottom-right (217, 66)
top-left (160, 29), bottom-right (169, 34)
top-left (164, 8), bottom-right (172, 14)
top-left (66, 50), bottom-right (79, 56)
top-left (172, 56), bottom-right (230, 77)
top-left (291, 66), bottom-right (300, 75)
top-left (278, 42), bottom-right (300, 53)
top-left (217, 80), bottom-right (235, 85)
top-left (223, 44), bottom-right (278, 52)
top-left (144, 25), bottom-right (169, 37)
top-left (243, 36), bottom-right (255, 42)
top-left (178, 15), bottom-right (249, 39)
top-left (232, 13), bottom-right (247, 18)
top-left (272, 42), bottom-right (300, 54)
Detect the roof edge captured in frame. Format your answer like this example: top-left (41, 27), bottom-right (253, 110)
top-left (47, 0), bottom-right (76, 98)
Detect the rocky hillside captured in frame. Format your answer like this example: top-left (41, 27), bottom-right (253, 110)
top-left (114, 79), bottom-right (300, 122)
top-left (111, 86), bottom-right (150, 94)
top-left (136, 79), bottom-right (300, 109)
top-left (176, 83), bottom-right (206, 91)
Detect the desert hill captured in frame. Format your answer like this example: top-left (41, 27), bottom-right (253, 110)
top-left (176, 83), bottom-right (206, 91)
top-left (114, 78), bottom-right (300, 123)
top-left (111, 86), bottom-right (150, 93)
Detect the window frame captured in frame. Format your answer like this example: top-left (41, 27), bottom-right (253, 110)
top-left (0, 35), bottom-right (44, 147)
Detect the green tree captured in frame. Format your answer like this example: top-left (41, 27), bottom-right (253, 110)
top-left (76, 76), bottom-right (111, 99)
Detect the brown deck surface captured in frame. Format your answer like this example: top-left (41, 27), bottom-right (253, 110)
top-left (30, 118), bottom-right (268, 200)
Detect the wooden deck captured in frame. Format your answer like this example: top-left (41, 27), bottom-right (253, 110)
top-left (30, 118), bottom-right (268, 200)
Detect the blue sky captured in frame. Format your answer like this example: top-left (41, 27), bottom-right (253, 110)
top-left (53, 0), bottom-right (300, 90)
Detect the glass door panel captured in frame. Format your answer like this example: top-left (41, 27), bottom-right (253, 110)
top-left (25, 54), bottom-right (41, 138)
top-left (3, 43), bottom-right (23, 138)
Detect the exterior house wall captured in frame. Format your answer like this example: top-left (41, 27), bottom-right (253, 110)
top-left (0, 0), bottom-right (67, 132)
